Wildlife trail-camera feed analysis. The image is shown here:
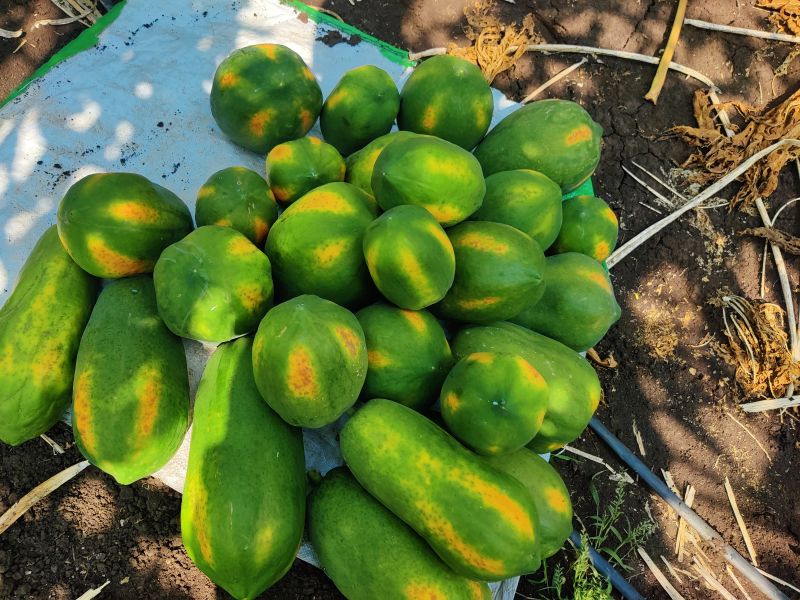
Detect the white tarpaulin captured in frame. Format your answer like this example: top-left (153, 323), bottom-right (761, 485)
top-left (0, 1), bottom-right (526, 597)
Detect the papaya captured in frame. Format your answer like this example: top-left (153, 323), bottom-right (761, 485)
top-left (195, 166), bottom-right (278, 246)
top-left (345, 130), bottom-right (418, 201)
top-left (511, 253), bottom-right (621, 351)
top-left (474, 99), bottom-right (603, 192)
top-left (320, 65), bottom-right (400, 155)
top-left (398, 55), bottom-right (493, 150)
top-left (372, 135), bottom-right (485, 227)
top-left (341, 398), bottom-right (541, 580)
top-left (453, 322), bottom-right (601, 453)
top-left (266, 136), bottom-right (346, 205)
top-left (441, 352), bottom-right (549, 456)
top-left (437, 221), bottom-right (545, 323)
top-left (57, 172), bottom-right (193, 278)
top-left (210, 44), bottom-right (322, 154)
top-left (182, 338), bottom-right (305, 600)
top-left (308, 467), bottom-right (491, 600)
top-left (484, 449), bottom-right (573, 559)
top-left (72, 277), bottom-right (189, 484)
top-left (252, 295), bottom-right (367, 428)
top-left (363, 205), bottom-right (455, 309)
top-left (154, 226), bottom-right (273, 343)
top-left (356, 303), bottom-right (453, 411)
top-left (551, 195), bottom-right (619, 261)
top-left (0, 226), bottom-right (97, 446)
top-left (470, 170), bottom-right (563, 250)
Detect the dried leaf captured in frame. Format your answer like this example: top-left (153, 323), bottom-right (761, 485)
top-left (757, 0), bottom-right (800, 36)
top-left (741, 226), bottom-right (800, 255)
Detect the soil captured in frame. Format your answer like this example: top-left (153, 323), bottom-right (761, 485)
top-left (2, 0), bottom-right (800, 599)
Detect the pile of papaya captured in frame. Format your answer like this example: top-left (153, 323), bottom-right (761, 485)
top-left (0, 43), bottom-right (622, 599)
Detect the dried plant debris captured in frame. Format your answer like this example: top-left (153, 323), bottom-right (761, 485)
top-left (670, 88), bottom-right (800, 209)
top-left (710, 292), bottom-right (800, 399)
top-left (757, 0), bottom-right (800, 36)
top-left (641, 309), bottom-right (680, 361)
top-left (446, 0), bottom-right (541, 83)
top-left (741, 226), bottom-right (800, 255)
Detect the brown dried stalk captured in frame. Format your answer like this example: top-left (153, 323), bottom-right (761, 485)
top-left (645, 0), bottom-right (689, 104)
top-left (741, 226), bottom-right (800, 255)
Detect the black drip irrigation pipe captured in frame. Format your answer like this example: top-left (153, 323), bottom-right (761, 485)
top-left (588, 416), bottom-right (789, 600)
top-left (568, 531), bottom-right (645, 600)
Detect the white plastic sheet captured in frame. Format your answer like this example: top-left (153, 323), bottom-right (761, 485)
top-left (0, 1), bottom-right (526, 597)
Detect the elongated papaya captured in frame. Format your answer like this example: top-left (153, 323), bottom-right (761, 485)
top-left (340, 398), bottom-right (541, 580)
top-left (182, 338), bottom-right (306, 600)
top-left (309, 467), bottom-right (491, 600)
top-left (0, 226), bottom-right (97, 446)
top-left (72, 277), bottom-right (189, 484)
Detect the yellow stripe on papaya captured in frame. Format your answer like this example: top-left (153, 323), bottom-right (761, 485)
top-left (399, 248), bottom-right (435, 300)
top-left (515, 356), bottom-right (545, 386)
top-left (456, 232), bottom-right (509, 254)
top-left (108, 201), bottom-right (161, 224)
top-left (218, 71), bottom-right (238, 88)
top-left (604, 206), bottom-right (619, 225)
top-left (404, 582), bottom-right (448, 600)
top-left (325, 89), bottom-right (346, 110)
top-left (228, 236), bottom-right (257, 256)
top-left (589, 386), bottom-right (601, 412)
top-left (185, 478), bottom-right (214, 568)
top-left (30, 282), bottom-right (57, 316)
top-left (299, 109), bottom-right (314, 131)
top-left (197, 185), bottom-right (215, 200)
top-left (467, 580), bottom-right (489, 600)
top-left (443, 391), bottom-right (461, 412)
top-left (251, 524), bottom-right (276, 566)
top-left (249, 109), bottom-right (275, 137)
top-left (565, 124), bottom-right (593, 145)
top-left (467, 352), bottom-right (493, 365)
top-left (0, 344), bottom-right (14, 372)
top-left (367, 349), bottom-right (391, 368)
top-left (473, 98), bottom-right (490, 129)
top-left (253, 217), bottom-right (269, 243)
top-left (258, 43), bottom-right (279, 59)
top-left (214, 218), bottom-right (232, 227)
top-left (86, 235), bottom-right (151, 277)
top-left (425, 204), bottom-right (463, 225)
top-left (307, 136), bottom-right (322, 146)
top-left (268, 144), bottom-right (293, 162)
top-left (579, 269), bottom-right (613, 293)
top-left (544, 440), bottom-right (565, 452)
top-left (414, 499), bottom-right (506, 577)
top-left (426, 223), bottom-right (454, 258)
top-left (271, 185), bottom-right (293, 202)
top-left (73, 370), bottom-right (96, 456)
top-left (314, 239), bottom-right (349, 266)
top-left (334, 325), bottom-right (361, 359)
top-left (303, 67), bottom-right (316, 82)
top-left (424, 156), bottom-right (462, 177)
top-left (544, 487), bottom-right (570, 516)
top-left (456, 296), bottom-right (501, 310)
top-left (236, 283), bottom-right (266, 311)
top-left (594, 240), bottom-right (610, 260)
top-left (134, 364), bottom-right (162, 440)
top-left (399, 309), bottom-right (427, 334)
top-left (287, 346), bottom-right (319, 399)
top-left (421, 106), bottom-right (438, 130)
top-left (31, 340), bottom-right (65, 387)
top-left (291, 192), bottom-right (354, 215)
top-left (458, 472), bottom-right (534, 539)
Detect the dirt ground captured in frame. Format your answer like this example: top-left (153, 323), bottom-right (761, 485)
top-left (1, 0), bottom-right (799, 599)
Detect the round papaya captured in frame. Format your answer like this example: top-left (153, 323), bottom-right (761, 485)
top-left (320, 65), bottom-right (400, 156)
top-left (511, 253), bottom-right (621, 352)
top-left (398, 55), bottom-right (493, 150)
top-left (437, 221), bottom-right (545, 323)
top-left (470, 169), bottom-right (563, 250)
top-left (356, 303), bottom-right (453, 411)
top-left (484, 449), bottom-right (573, 558)
top-left (195, 166), bottom-right (278, 246)
top-left (345, 130), bottom-right (418, 199)
top-left (72, 277), bottom-right (189, 485)
top-left (309, 467), bottom-right (491, 600)
top-left (266, 136), bottom-right (346, 205)
top-left (210, 44), bottom-right (322, 153)
top-left (57, 173), bottom-right (193, 278)
top-left (474, 99), bottom-right (603, 192)
top-left (265, 182), bottom-right (376, 308)
top-left (551, 195), bottom-right (619, 261)
top-left (363, 205), bottom-right (455, 309)
top-left (153, 226), bottom-right (273, 343)
top-left (372, 135), bottom-right (485, 226)
top-left (441, 352), bottom-right (548, 456)
top-left (252, 295), bottom-right (367, 428)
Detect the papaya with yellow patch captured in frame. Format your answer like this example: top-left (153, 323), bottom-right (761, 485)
top-left (321, 65), bottom-right (400, 155)
top-left (356, 303), bottom-right (453, 411)
top-left (266, 136), bottom-right (345, 205)
top-left (441, 352), bottom-right (548, 456)
top-left (453, 321), bottom-right (601, 453)
top-left (154, 226), bottom-right (273, 342)
top-left (345, 130), bottom-right (418, 201)
top-left (57, 172), bottom-right (193, 278)
top-left (551, 195), bottom-right (619, 261)
top-left (437, 221), bottom-right (545, 323)
top-left (511, 253), bottom-right (621, 352)
top-left (181, 338), bottom-right (305, 600)
top-left (474, 99), bottom-right (603, 192)
top-left (210, 44), bottom-right (322, 153)
top-left (341, 398), bottom-right (541, 580)
top-left (484, 449), bottom-right (573, 559)
top-left (470, 170), bottom-right (563, 250)
top-left (398, 55), bottom-right (493, 150)
top-left (0, 226), bottom-right (97, 446)
top-left (363, 205), bottom-right (455, 309)
top-left (372, 135), bottom-right (485, 226)
top-left (195, 166), bottom-right (278, 246)
top-left (72, 277), bottom-right (188, 485)
top-left (309, 467), bottom-right (491, 600)
top-left (265, 182), bottom-right (376, 308)
top-left (252, 295), bottom-right (367, 428)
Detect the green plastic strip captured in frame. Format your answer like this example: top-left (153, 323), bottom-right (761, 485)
top-left (282, 0), bottom-right (414, 67)
top-left (0, 1), bottom-right (127, 110)
top-left (563, 178), bottom-right (595, 200)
